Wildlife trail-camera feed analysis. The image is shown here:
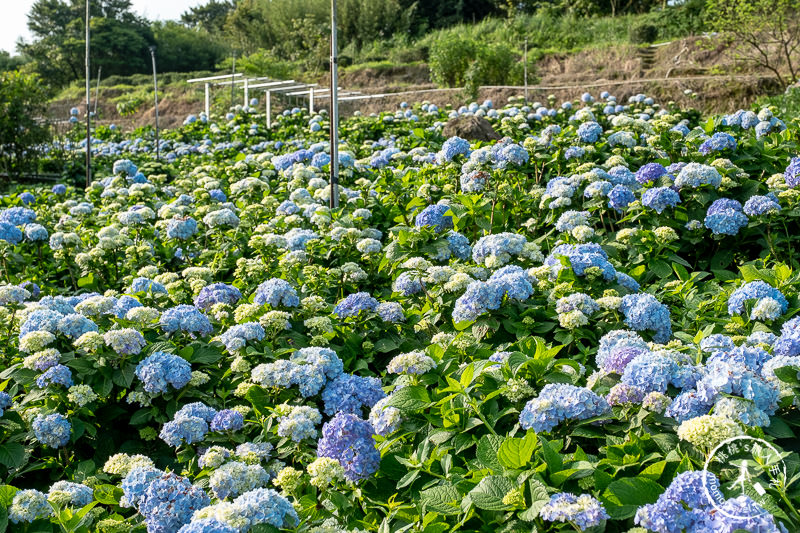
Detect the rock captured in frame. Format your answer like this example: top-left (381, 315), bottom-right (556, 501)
top-left (442, 115), bottom-right (500, 142)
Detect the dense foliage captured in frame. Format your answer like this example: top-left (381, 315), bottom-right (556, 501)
top-left (0, 91), bottom-right (799, 533)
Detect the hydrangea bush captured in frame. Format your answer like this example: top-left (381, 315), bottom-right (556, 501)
top-left (0, 92), bottom-right (797, 532)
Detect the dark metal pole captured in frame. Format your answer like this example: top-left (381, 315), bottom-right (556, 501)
top-left (85, 0), bottom-right (91, 187)
top-left (150, 46), bottom-right (159, 161)
top-left (329, 0), bottom-right (339, 209)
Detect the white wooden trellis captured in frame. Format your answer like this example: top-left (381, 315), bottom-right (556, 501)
top-left (187, 73), bottom-right (243, 116)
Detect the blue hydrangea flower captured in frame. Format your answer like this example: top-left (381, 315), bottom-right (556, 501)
top-left (784, 156), bottom-right (800, 187)
top-left (0, 391), bottom-right (11, 416)
top-left (699, 132), bottom-right (737, 154)
top-left (8, 489), bottom-right (52, 524)
top-left (160, 305), bottom-right (213, 337)
top-left (317, 412), bottom-right (380, 482)
top-left (607, 184), bottom-right (635, 211)
top-left (665, 389), bottom-right (714, 422)
top-left (130, 277), bottom-right (167, 294)
top-left (436, 136), bottom-right (470, 163)
top-left (675, 162), bottom-right (722, 188)
top-left (24, 224), bottom-right (48, 241)
top-left (540, 493), bottom-right (609, 531)
top-left (138, 473), bottom-right (210, 533)
top-left (564, 146), bottom-right (585, 160)
top-left (175, 402), bottom-right (217, 422)
top-left (160, 416), bottom-right (209, 447)
top-left (277, 405), bottom-right (321, 442)
top-left (727, 280), bottom-right (788, 320)
top-left (519, 384), bottom-right (610, 432)
top-left (47, 481), bottom-right (93, 507)
top-left (635, 162), bottom-right (668, 184)
top-left (113, 295), bottom-right (142, 318)
top-left (577, 121), bottom-right (603, 143)
top-left (210, 409), bottom-right (244, 432)
top-left (195, 283), bottom-right (242, 309)
top-left (219, 322), bottom-right (265, 353)
top-left (445, 231), bottom-right (471, 260)
top-left (166, 217), bottom-right (198, 240)
top-left (253, 278), bottom-right (299, 308)
top-left (743, 195), bottom-right (780, 216)
top-left (225, 488), bottom-right (298, 530)
top-left (135, 351), bottom-right (192, 394)
top-left (0, 222), bottom-right (23, 244)
top-left (33, 413), bottom-right (71, 448)
top-left (57, 313), bottom-right (98, 339)
top-left (555, 210), bottom-right (590, 232)
top-left (452, 280), bottom-right (502, 323)
top-left (414, 204), bottom-right (453, 232)
top-left (488, 265), bottom-right (534, 301)
top-left (607, 166), bottom-right (637, 187)
top-left (704, 198), bottom-right (749, 236)
top-left (620, 293), bottom-right (672, 342)
top-left (460, 170), bottom-right (488, 193)
top-left (252, 347), bottom-right (343, 397)
top-left (641, 187), bottom-right (680, 213)
top-left (545, 243), bottom-right (616, 281)
top-left (36, 364), bottom-right (73, 388)
top-left (369, 396), bottom-right (403, 437)
top-left (334, 292), bottom-right (379, 319)
top-left (393, 272), bottom-right (425, 296)
top-left (635, 471), bottom-right (718, 533)
top-left (177, 518), bottom-right (237, 533)
top-left (471, 232), bottom-right (527, 266)
top-left (322, 373), bottom-right (386, 416)
top-left (0, 207), bottom-right (36, 226)
top-left (621, 352), bottom-right (679, 393)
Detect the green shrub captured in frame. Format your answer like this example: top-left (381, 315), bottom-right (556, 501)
top-left (429, 36), bottom-right (478, 87)
top-left (630, 23), bottom-right (658, 44)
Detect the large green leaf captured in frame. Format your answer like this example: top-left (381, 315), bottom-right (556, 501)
top-left (468, 475), bottom-right (513, 511)
top-left (600, 477), bottom-right (664, 519)
top-left (420, 483), bottom-right (462, 515)
top-left (498, 432), bottom-right (537, 469)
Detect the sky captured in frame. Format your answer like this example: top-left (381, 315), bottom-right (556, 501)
top-left (1, 0), bottom-right (206, 54)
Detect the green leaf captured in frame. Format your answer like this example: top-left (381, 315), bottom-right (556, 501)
top-left (498, 432), bottom-right (537, 469)
top-left (93, 484), bottom-right (123, 505)
top-left (600, 477), bottom-right (664, 519)
top-left (468, 475), bottom-right (513, 511)
top-left (539, 437), bottom-right (563, 473)
top-left (245, 386), bottom-right (272, 417)
top-left (0, 486), bottom-right (18, 507)
top-left (420, 483), bottom-right (462, 515)
top-left (476, 435), bottom-right (504, 472)
top-left (374, 338), bottom-right (398, 353)
top-left (384, 385), bottom-right (430, 412)
top-left (190, 345), bottom-right (223, 364)
top-left (651, 260), bottom-right (672, 279)
top-left (0, 444), bottom-right (25, 469)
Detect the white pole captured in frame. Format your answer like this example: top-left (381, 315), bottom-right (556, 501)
top-left (150, 45), bottom-right (159, 161)
top-left (266, 90), bottom-right (272, 129)
top-left (329, 0), bottom-right (339, 209)
top-left (309, 86), bottom-right (314, 114)
top-left (244, 78), bottom-right (249, 108)
top-left (524, 38), bottom-right (528, 103)
top-left (204, 83), bottom-right (210, 117)
top-left (85, 0), bottom-right (91, 188)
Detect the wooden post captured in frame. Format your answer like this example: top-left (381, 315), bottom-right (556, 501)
top-left (329, 0), bottom-right (339, 209)
top-left (204, 83), bottom-right (210, 117)
top-left (265, 90), bottom-right (271, 129)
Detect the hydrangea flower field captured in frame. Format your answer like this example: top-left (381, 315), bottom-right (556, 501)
top-left (1, 92), bottom-right (800, 533)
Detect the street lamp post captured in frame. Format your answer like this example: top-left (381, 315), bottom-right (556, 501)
top-left (149, 45), bottom-right (160, 161)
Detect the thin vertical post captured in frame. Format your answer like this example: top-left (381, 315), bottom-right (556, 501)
top-left (309, 86), bottom-right (314, 114)
top-left (524, 38), bottom-right (528, 103)
top-left (93, 65), bottom-right (101, 115)
top-left (329, 0), bottom-right (339, 209)
top-left (244, 78), bottom-right (249, 107)
top-left (150, 45), bottom-right (159, 161)
top-left (265, 90), bottom-right (271, 129)
top-left (204, 83), bottom-right (210, 117)
top-left (85, 0), bottom-right (91, 188)
top-left (230, 53), bottom-right (236, 110)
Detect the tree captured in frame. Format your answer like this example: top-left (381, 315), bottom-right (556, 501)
top-left (0, 71), bottom-right (52, 179)
top-left (152, 21), bottom-right (228, 73)
top-left (706, 0), bottom-right (800, 90)
top-left (181, 0), bottom-right (235, 35)
top-left (20, 0), bottom-right (155, 87)
top-left (0, 52), bottom-right (27, 73)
